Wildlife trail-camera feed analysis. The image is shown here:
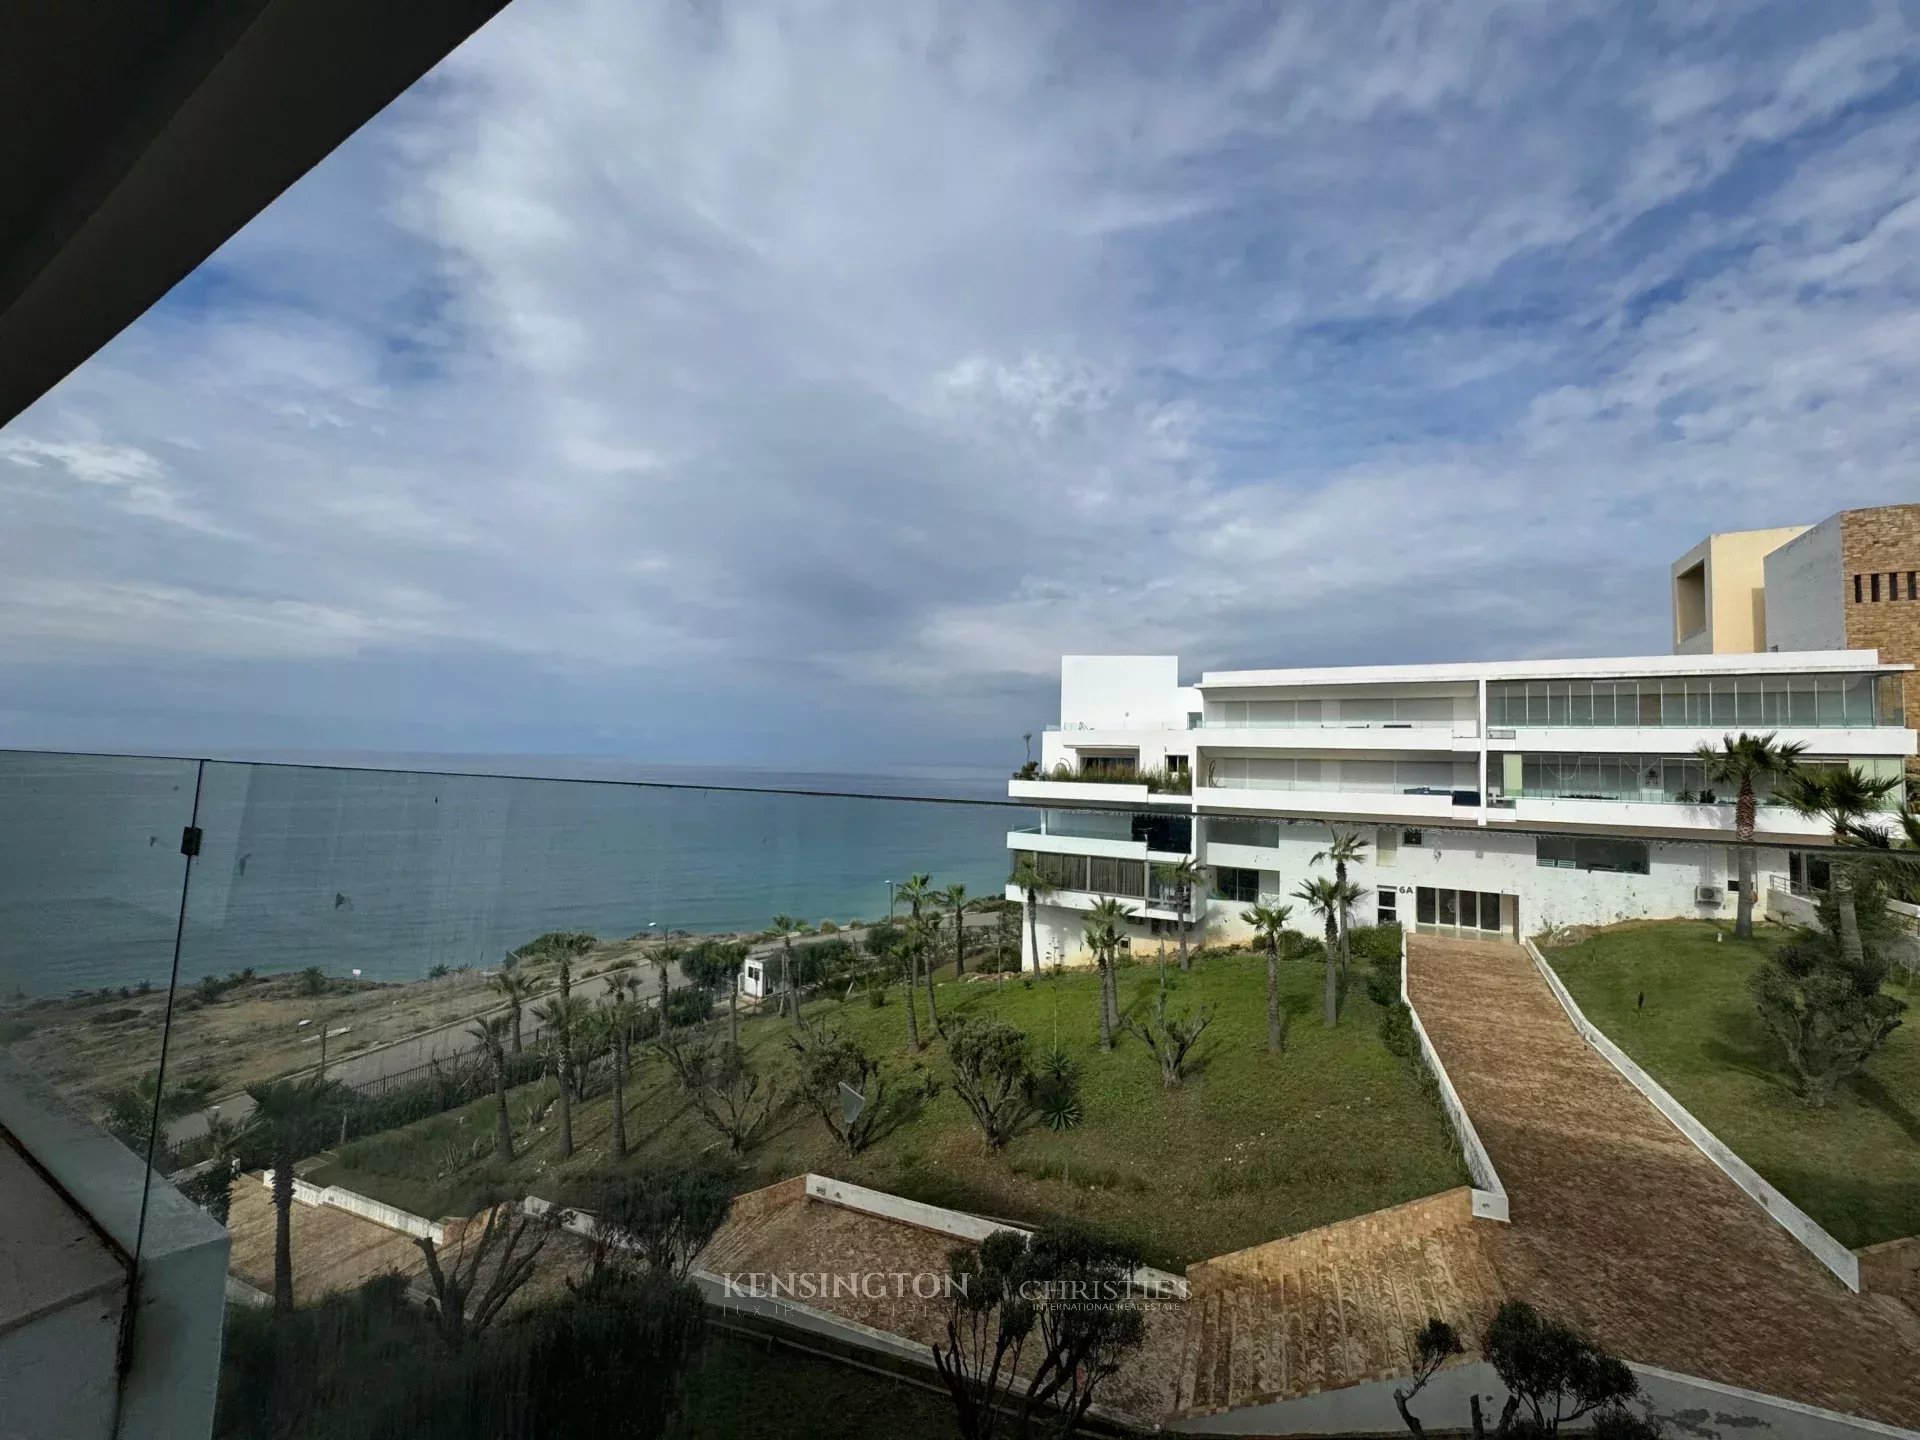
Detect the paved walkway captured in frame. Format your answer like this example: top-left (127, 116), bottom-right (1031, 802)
top-left (1409, 934), bottom-right (1920, 1429)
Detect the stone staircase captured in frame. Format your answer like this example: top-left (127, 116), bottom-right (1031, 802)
top-left (1173, 1188), bottom-right (1503, 1419)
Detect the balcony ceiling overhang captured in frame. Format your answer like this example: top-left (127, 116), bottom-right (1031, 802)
top-left (0, 0), bottom-right (513, 427)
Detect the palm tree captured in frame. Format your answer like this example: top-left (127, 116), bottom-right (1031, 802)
top-left (906, 912), bottom-right (943, 1031)
top-left (892, 930), bottom-right (923, 1053)
top-left (1310, 830), bottom-right (1369, 970)
top-left (937, 882), bottom-right (971, 978)
top-left (1850, 805), bottom-right (1920, 904)
top-left (488, 967), bottom-right (534, 1055)
top-left (1293, 877), bottom-right (1345, 1028)
top-left (1780, 766), bottom-right (1902, 966)
top-left (1010, 855), bottom-right (1056, 973)
top-left (1240, 902), bottom-right (1295, 1053)
top-left (243, 1075), bottom-right (338, 1313)
top-left (768, 915), bottom-right (813, 1026)
top-left (898, 872), bottom-right (935, 921)
top-left (1153, 857), bottom-right (1206, 971)
top-left (467, 1013), bottom-right (515, 1161)
top-left (1084, 897), bottom-right (1133, 1051)
top-left (1695, 732), bottom-right (1806, 938)
top-left (652, 938), bottom-right (683, 1032)
top-left (531, 994), bottom-right (587, 1158)
top-left (601, 976), bottom-right (643, 1161)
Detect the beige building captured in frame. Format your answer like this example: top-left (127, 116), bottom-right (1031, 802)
top-left (1670, 526), bottom-right (1810, 654)
top-left (1670, 505), bottom-right (1920, 721)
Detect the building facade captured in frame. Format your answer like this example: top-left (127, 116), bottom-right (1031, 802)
top-left (1671, 504), bottom-right (1920, 721)
top-left (1007, 653), bottom-right (1914, 967)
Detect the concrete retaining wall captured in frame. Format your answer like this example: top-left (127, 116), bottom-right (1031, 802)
top-left (260, 1171), bottom-right (446, 1245)
top-left (1856, 1234), bottom-right (1920, 1310)
top-left (1521, 942), bottom-right (1860, 1292)
top-left (1168, 1358), bottom-right (1920, 1438)
top-left (1400, 929), bottom-right (1509, 1222)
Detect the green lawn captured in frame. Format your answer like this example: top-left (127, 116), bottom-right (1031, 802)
top-left (1547, 921), bottom-right (1920, 1248)
top-left (309, 950), bottom-right (1465, 1270)
top-left (673, 1333), bottom-right (958, 1439)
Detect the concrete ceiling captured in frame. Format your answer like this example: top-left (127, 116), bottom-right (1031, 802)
top-left (0, 0), bottom-right (513, 428)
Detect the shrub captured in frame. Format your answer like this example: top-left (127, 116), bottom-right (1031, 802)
top-left (1363, 966), bottom-right (1397, 1007)
top-left (1380, 1001), bottom-right (1416, 1061)
top-left (592, 1166), bottom-right (733, 1278)
top-left (817, 919), bottom-right (840, 934)
top-left (946, 1018), bottom-right (1037, 1148)
top-left (298, 966), bottom-right (327, 996)
top-left (1347, 923), bottom-right (1403, 967)
top-left (514, 931), bottom-right (596, 963)
top-left (789, 1028), bottom-right (888, 1154)
top-left (1752, 927), bottom-right (1907, 1106)
top-left (664, 987), bottom-right (713, 1027)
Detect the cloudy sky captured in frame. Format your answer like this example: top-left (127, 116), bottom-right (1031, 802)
top-left (4, 1), bottom-right (1920, 770)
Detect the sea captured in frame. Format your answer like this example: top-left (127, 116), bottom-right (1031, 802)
top-left (0, 749), bottom-right (1030, 997)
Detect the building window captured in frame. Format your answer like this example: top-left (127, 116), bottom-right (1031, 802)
top-left (1377, 889), bottom-right (1398, 924)
top-left (1165, 754), bottom-right (1190, 778)
top-left (1908, 571), bottom-right (1917, 601)
top-left (1403, 829), bottom-right (1424, 846)
top-left (1855, 573), bottom-right (1865, 603)
top-left (1536, 836), bottom-right (1650, 874)
top-left (1871, 573), bottom-right (1883, 602)
top-left (1212, 866), bottom-right (1260, 903)
top-left (1208, 816), bottom-right (1280, 848)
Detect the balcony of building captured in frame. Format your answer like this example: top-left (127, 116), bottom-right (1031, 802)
top-left (1006, 808), bottom-right (1191, 865)
top-left (1488, 752), bottom-right (1904, 839)
top-left (1485, 673), bottom-right (1912, 758)
top-left (1192, 753), bottom-right (1484, 824)
top-left (1196, 692), bottom-right (1480, 751)
top-left (1008, 752), bottom-right (1194, 807)
top-left (1005, 847), bottom-right (1188, 921)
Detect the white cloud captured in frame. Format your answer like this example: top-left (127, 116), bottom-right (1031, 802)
top-left (4, 0), bottom-right (1920, 762)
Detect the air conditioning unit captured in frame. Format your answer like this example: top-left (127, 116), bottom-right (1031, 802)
top-left (1694, 885), bottom-right (1724, 905)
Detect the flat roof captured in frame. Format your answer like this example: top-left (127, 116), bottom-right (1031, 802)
top-left (1199, 650), bottom-right (1909, 689)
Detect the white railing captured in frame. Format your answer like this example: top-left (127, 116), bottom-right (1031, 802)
top-left (1521, 941), bottom-right (1860, 1291)
top-left (1399, 929), bottom-right (1509, 1222)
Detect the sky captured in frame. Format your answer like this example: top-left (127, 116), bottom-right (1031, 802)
top-left (4, 0), bottom-right (1920, 771)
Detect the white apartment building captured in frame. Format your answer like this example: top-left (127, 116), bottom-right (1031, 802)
top-left (1006, 653), bottom-right (1914, 966)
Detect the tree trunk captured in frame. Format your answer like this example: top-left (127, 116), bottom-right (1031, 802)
top-left (1834, 869), bottom-right (1864, 968)
top-left (1027, 890), bottom-right (1041, 972)
top-left (610, 1040), bottom-right (627, 1160)
top-left (509, 1002), bottom-right (522, 1056)
top-left (924, 947), bottom-right (942, 1032)
top-left (727, 982), bottom-right (739, 1048)
top-left (1097, 955), bottom-right (1114, 1051)
top-left (1266, 945), bottom-right (1282, 1052)
top-left (1322, 918), bottom-right (1339, 1028)
top-left (783, 943), bottom-right (798, 1027)
top-left (493, 1057), bottom-right (514, 1160)
top-left (556, 1053), bottom-right (574, 1158)
top-left (1178, 890), bottom-right (1191, 972)
top-left (905, 953), bottom-right (922, 1052)
top-left (271, 1144), bottom-right (294, 1313)
top-left (954, 912), bottom-right (965, 978)
top-left (1735, 783), bottom-right (1758, 939)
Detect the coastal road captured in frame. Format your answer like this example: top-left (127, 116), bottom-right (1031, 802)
top-left (168, 912), bottom-right (1005, 1145)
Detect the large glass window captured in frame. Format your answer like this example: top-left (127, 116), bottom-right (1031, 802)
top-left (1536, 836), bottom-right (1650, 873)
top-left (1488, 672), bottom-right (1899, 727)
top-left (1212, 866), bottom-right (1260, 903)
top-left (1207, 816), bottom-right (1281, 848)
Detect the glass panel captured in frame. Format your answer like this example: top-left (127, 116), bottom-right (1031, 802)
top-left (1662, 678), bottom-right (1687, 726)
top-left (1568, 683), bottom-right (1593, 725)
top-left (1480, 893), bottom-right (1504, 932)
top-left (1735, 675), bottom-right (1763, 726)
top-left (1548, 682), bottom-right (1570, 726)
top-left (1709, 677), bottom-right (1735, 725)
top-left (1527, 682), bottom-right (1549, 725)
top-left (1842, 674), bottom-right (1873, 727)
top-left (1416, 886), bottom-right (1437, 923)
top-left (1437, 889), bottom-right (1459, 926)
top-left (1789, 676), bottom-right (1815, 726)
top-left (1877, 674), bottom-right (1905, 727)
top-left (1457, 891), bottom-right (1477, 929)
top-left (1589, 682), bottom-right (1615, 726)
top-left (0, 749), bottom-right (201, 1339)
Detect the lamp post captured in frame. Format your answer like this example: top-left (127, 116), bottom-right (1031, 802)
top-left (886, 879), bottom-right (898, 918)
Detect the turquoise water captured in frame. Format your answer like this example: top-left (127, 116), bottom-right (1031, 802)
top-left (0, 751), bottom-right (1026, 995)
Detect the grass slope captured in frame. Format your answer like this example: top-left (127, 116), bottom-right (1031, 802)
top-left (1547, 920), bottom-right (1920, 1248)
top-left (311, 950), bottom-right (1464, 1270)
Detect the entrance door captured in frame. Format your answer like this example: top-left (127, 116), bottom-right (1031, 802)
top-left (1414, 886), bottom-right (1512, 937)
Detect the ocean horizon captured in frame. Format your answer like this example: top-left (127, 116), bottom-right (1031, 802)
top-left (1, 747), bottom-right (1030, 997)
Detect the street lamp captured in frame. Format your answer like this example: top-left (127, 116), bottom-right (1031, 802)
top-left (886, 879), bottom-right (898, 918)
